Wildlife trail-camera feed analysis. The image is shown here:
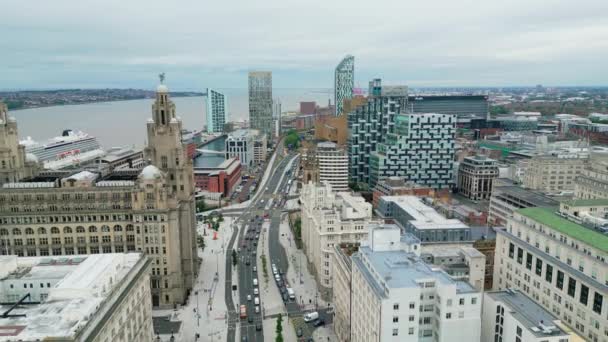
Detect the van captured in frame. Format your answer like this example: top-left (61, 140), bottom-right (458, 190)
top-left (304, 311), bottom-right (319, 322)
top-left (253, 278), bottom-right (258, 287)
top-left (254, 297), bottom-right (260, 305)
top-left (287, 287), bottom-right (295, 300)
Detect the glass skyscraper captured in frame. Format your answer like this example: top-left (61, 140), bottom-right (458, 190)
top-left (248, 71), bottom-right (273, 137)
top-left (334, 55), bottom-right (354, 116)
top-left (206, 88), bottom-right (226, 133)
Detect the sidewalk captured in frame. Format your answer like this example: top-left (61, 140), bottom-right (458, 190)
top-left (257, 220), bottom-right (286, 317)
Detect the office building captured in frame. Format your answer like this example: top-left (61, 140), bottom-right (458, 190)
top-left (349, 225), bottom-right (482, 342)
top-left (334, 55), bottom-right (354, 116)
top-left (493, 200), bottom-right (608, 340)
top-left (225, 129), bottom-right (264, 167)
top-left (407, 94), bottom-right (489, 120)
top-left (205, 88), bottom-right (226, 133)
top-left (482, 290), bottom-right (571, 342)
top-left (377, 196), bottom-right (471, 243)
top-left (348, 79), bottom-right (408, 186)
top-left (420, 245), bottom-right (486, 291)
top-left (523, 152), bottom-right (588, 193)
top-left (273, 99), bottom-right (282, 138)
top-left (457, 155), bottom-right (499, 200)
top-left (369, 113), bottom-right (456, 189)
top-left (248, 71), bottom-right (273, 137)
top-left (0, 253), bottom-right (153, 341)
top-left (193, 157), bottom-right (241, 196)
top-left (0, 102), bottom-right (40, 185)
top-left (99, 147), bottom-right (145, 171)
top-left (488, 186), bottom-right (558, 226)
top-left (253, 133), bottom-right (267, 164)
top-left (300, 101), bottom-right (316, 115)
top-left (316, 141), bottom-right (349, 192)
top-left (0, 82), bottom-right (198, 308)
top-left (372, 177), bottom-right (434, 207)
top-left (575, 148), bottom-right (608, 200)
top-left (300, 181), bottom-right (380, 291)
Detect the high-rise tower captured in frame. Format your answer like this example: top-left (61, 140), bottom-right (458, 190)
top-left (334, 55), bottom-right (354, 116)
top-left (205, 88), bottom-right (227, 133)
top-left (248, 71), bottom-right (273, 137)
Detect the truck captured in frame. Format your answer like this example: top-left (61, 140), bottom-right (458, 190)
top-left (287, 287), bottom-right (295, 300)
top-left (240, 305), bottom-right (247, 319)
top-left (304, 311), bottom-right (319, 322)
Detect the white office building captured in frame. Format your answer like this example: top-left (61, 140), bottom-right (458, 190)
top-left (300, 181), bottom-right (380, 292)
top-left (317, 141), bottom-right (349, 192)
top-left (225, 129), bottom-right (256, 167)
top-left (493, 199), bottom-right (608, 341)
top-left (205, 88), bottom-right (226, 133)
top-left (482, 289), bottom-right (571, 342)
top-left (349, 225), bottom-right (482, 342)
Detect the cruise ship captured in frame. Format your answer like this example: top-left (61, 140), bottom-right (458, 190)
top-left (20, 130), bottom-right (105, 169)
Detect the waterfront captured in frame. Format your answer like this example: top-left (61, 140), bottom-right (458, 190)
top-left (10, 88), bottom-right (331, 148)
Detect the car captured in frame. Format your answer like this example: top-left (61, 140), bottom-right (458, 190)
top-left (255, 305), bottom-right (260, 313)
top-left (253, 266), bottom-right (257, 272)
top-left (296, 328), bottom-right (303, 337)
top-left (242, 336), bottom-right (248, 342)
top-left (245, 259), bottom-right (250, 265)
top-left (255, 323), bottom-right (262, 331)
top-left (247, 294), bottom-right (252, 301)
top-left (304, 312), bottom-right (319, 322)
top-left (254, 288), bottom-right (259, 295)
top-left (282, 293), bottom-right (288, 302)
top-left (313, 319), bottom-right (325, 327)
top-left (248, 316), bottom-right (253, 323)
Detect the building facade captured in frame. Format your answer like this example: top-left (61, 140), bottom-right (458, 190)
top-left (225, 129), bottom-right (255, 167)
top-left (575, 149), bottom-right (608, 200)
top-left (335, 55), bottom-right (354, 116)
top-left (492, 201), bottom-right (608, 341)
top-left (0, 102), bottom-right (39, 185)
top-left (372, 177), bottom-right (434, 208)
top-left (369, 113), bottom-right (456, 189)
top-left (407, 95), bottom-right (489, 120)
top-left (205, 88), bottom-right (226, 133)
top-left (349, 225), bottom-right (482, 342)
top-left (0, 253), bottom-right (153, 341)
top-left (523, 153), bottom-right (588, 193)
top-left (488, 186), bottom-right (558, 226)
top-left (248, 71), bottom-right (273, 137)
top-left (0, 82), bottom-right (198, 309)
top-left (300, 181), bottom-right (379, 292)
top-left (317, 141), bottom-right (349, 192)
top-left (457, 155), bottom-right (498, 200)
top-left (193, 157), bottom-right (241, 196)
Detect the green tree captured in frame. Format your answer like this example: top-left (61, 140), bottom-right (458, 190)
top-left (284, 130), bottom-right (300, 149)
top-left (293, 217), bottom-right (302, 240)
top-left (196, 198), bottom-right (206, 213)
top-left (275, 313), bottom-right (283, 340)
top-left (232, 249), bottom-right (238, 267)
top-left (197, 235), bottom-right (205, 252)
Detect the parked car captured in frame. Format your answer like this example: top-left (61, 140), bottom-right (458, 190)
top-left (304, 312), bottom-right (319, 322)
top-left (296, 328), bottom-right (303, 337)
top-left (247, 295), bottom-right (252, 301)
top-left (313, 319), bottom-right (325, 327)
top-left (255, 323), bottom-right (262, 331)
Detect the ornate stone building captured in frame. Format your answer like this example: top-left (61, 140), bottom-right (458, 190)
top-left (0, 101), bottom-right (40, 185)
top-left (0, 81), bottom-right (198, 308)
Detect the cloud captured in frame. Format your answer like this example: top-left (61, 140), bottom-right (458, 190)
top-left (1, 0), bottom-right (607, 89)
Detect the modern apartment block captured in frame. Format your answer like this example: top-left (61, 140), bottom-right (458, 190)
top-left (348, 225), bottom-right (482, 342)
top-left (488, 186), bottom-right (558, 226)
top-left (205, 88), bottom-right (226, 133)
top-left (457, 155), bottom-right (499, 200)
top-left (334, 55), bottom-right (354, 116)
top-left (575, 149), bottom-right (608, 200)
top-left (522, 151), bottom-right (588, 193)
top-left (348, 79), bottom-right (408, 186)
top-left (300, 181), bottom-right (380, 292)
top-left (407, 94), bottom-right (489, 120)
top-left (369, 113), bottom-right (456, 189)
top-left (0, 83), bottom-right (198, 309)
top-left (377, 196), bottom-right (471, 243)
top-left (316, 141), bottom-right (349, 192)
top-left (248, 71), bottom-right (273, 137)
top-left (0, 253), bottom-right (153, 341)
top-left (482, 290), bottom-right (571, 342)
top-left (493, 200), bottom-right (608, 341)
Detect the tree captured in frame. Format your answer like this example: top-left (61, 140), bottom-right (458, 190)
top-left (232, 249), bottom-right (238, 267)
top-left (196, 198), bottom-right (206, 213)
top-left (197, 235), bottom-right (205, 252)
top-left (275, 313), bottom-right (283, 341)
top-left (293, 218), bottom-right (302, 240)
top-left (284, 130), bottom-right (300, 149)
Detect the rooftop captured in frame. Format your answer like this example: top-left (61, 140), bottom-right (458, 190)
top-left (517, 207), bottom-right (608, 253)
top-left (494, 186), bottom-right (559, 207)
top-left (562, 199), bottom-right (608, 207)
top-left (384, 196), bottom-right (469, 230)
top-left (487, 290), bottom-right (568, 338)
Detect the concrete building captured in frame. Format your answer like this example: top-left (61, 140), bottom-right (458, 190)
top-left (300, 101), bottom-right (316, 115)
top-left (253, 133), bottom-right (267, 164)
top-left (248, 71), bottom-right (273, 137)
top-left (348, 79), bottom-right (408, 186)
top-left (407, 94), bottom-right (489, 121)
top-left (335, 55), bottom-right (354, 116)
top-left (493, 200), bottom-right (608, 340)
top-left (372, 177), bottom-right (434, 208)
top-left (193, 157), bottom-right (241, 196)
top-left (99, 147), bottom-right (145, 171)
top-left (482, 290), bottom-right (571, 342)
top-left (488, 186), bottom-right (559, 226)
top-left (377, 196), bottom-right (471, 243)
top-left (369, 113), bottom-right (456, 189)
top-left (421, 245), bottom-right (486, 291)
top-left (300, 181), bottom-right (380, 292)
top-left (349, 225), bottom-right (482, 342)
top-left (205, 88), bottom-right (226, 133)
top-left (0, 81), bottom-right (198, 308)
top-left (575, 148), bottom-right (608, 200)
top-left (225, 129), bottom-right (257, 167)
top-left (0, 253), bottom-right (153, 341)
top-left (273, 99), bottom-right (282, 138)
top-left (315, 96), bottom-right (366, 146)
top-left (317, 141), bottom-right (349, 192)
top-left (522, 152), bottom-right (588, 193)
top-left (457, 155), bottom-right (499, 200)
top-left (0, 102), bottom-right (39, 185)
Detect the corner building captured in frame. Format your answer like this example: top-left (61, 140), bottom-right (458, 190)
top-left (0, 83), bottom-right (198, 308)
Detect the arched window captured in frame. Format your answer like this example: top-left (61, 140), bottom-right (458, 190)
top-left (0, 229), bottom-right (8, 236)
top-left (64, 227), bottom-right (73, 234)
top-left (37, 227), bottom-right (47, 235)
top-left (113, 225), bottom-right (123, 232)
top-left (51, 227), bottom-right (60, 234)
top-left (89, 226), bottom-right (97, 233)
top-left (76, 226), bottom-right (85, 233)
top-left (12, 228), bottom-right (22, 235)
top-left (101, 225), bottom-right (110, 233)
top-left (25, 228), bottom-right (34, 235)
top-left (126, 224), bottom-right (134, 232)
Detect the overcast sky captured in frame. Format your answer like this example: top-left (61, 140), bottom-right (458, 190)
top-left (2, 0), bottom-right (608, 90)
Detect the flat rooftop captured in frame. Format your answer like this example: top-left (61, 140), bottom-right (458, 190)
top-left (385, 196), bottom-right (469, 230)
top-left (494, 186), bottom-right (559, 207)
top-left (518, 207), bottom-right (608, 253)
top-left (562, 198), bottom-right (608, 207)
top-left (487, 290), bottom-right (568, 338)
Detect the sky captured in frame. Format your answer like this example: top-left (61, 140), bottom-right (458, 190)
top-left (2, 0), bottom-right (608, 90)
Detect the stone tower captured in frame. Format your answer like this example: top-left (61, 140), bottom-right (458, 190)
top-left (0, 102), bottom-right (39, 185)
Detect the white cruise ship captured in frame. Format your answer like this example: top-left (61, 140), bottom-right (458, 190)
top-left (20, 130), bottom-right (105, 169)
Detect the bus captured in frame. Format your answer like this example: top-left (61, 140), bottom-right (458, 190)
top-left (240, 305), bottom-right (247, 319)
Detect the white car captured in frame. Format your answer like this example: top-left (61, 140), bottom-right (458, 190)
top-left (254, 288), bottom-right (259, 295)
top-left (247, 295), bottom-right (252, 301)
top-left (255, 305), bottom-right (260, 313)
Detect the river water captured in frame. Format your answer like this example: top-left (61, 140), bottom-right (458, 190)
top-left (10, 88), bottom-right (331, 148)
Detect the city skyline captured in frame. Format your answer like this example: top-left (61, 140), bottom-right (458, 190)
top-left (2, 0), bottom-right (608, 90)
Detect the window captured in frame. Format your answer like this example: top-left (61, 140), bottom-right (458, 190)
top-left (556, 271), bottom-right (564, 290)
top-left (580, 284), bottom-right (589, 305)
top-left (446, 313), bottom-right (452, 319)
top-left (408, 315), bottom-right (414, 322)
top-left (517, 248), bottom-right (523, 264)
top-left (409, 302), bottom-right (415, 309)
top-left (567, 277), bottom-right (576, 297)
top-left (545, 264), bottom-right (553, 283)
top-left (592, 293), bottom-right (603, 314)
top-left (459, 298), bottom-right (465, 305)
top-left (535, 259), bottom-right (543, 276)
top-left (471, 297), bottom-right (477, 305)
top-left (408, 328), bottom-right (414, 335)
top-left (392, 316), bottom-right (399, 323)
top-left (392, 329), bottom-right (398, 336)
top-left (393, 303), bottom-right (399, 310)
